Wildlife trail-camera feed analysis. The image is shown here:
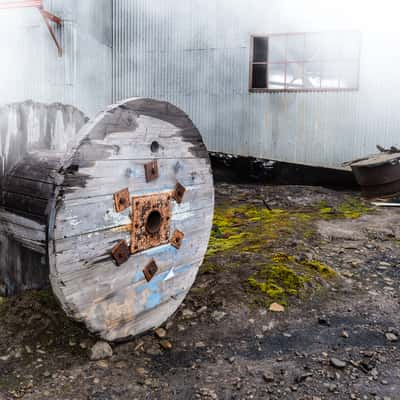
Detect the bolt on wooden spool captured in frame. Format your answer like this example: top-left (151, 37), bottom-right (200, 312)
top-left (0, 98), bottom-right (214, 341)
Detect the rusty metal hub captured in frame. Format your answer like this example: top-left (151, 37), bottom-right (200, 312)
top-left (131, 193), bottom-right (171, 254)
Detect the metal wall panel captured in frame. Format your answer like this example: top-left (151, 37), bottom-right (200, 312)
top-left (0, 0), bottom-right (112, 116)
top-left (112, 0), bottom-right (400, 168)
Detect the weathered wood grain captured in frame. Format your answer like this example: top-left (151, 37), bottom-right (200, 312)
top-left (0, 102), bottom-right (86, 295)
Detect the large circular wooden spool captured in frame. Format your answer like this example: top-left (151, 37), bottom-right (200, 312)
top-left (1, 98), bottom-right (214, 341)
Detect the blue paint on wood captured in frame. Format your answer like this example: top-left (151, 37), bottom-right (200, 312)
top-left (136, 262), bottom-right (195, 311)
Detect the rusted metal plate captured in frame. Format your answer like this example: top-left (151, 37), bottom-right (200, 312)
top-left (111, 240), bottom-right (130, 266)
top-left (173, 181), bottom-right (186, 204)
top-left (144, 160), bottom-right (159, 182)
top-left (131, 193), bottom-right (171, 254)
top-left (143, 260), bottom-right (158, 282)
top-left (171, 230), bottom-right (184, 249)
top-left (114, 188), bottom-right (131, 212)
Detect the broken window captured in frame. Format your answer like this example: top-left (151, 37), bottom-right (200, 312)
top-left (249, 31), bottom-right (361, 92)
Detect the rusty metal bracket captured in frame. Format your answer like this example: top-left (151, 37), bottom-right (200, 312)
top-left (143, 260), bottom-right (158, 282)
top-left (0, 1), bottom-right (63, 56)
top-left (39, 8), bottom-right (63, 56)
top-left (114, 188), bottom-right (131, 213)
top-left (171, 230), bottom-right (184, 249)
top-left (173, 182), bottom-right (186, 204)
top-left (144, 160), bottom-right (159, 182)
top-left (131, 193), bottom-right (172, 254)
top-left (111, 240), bottom-right (130, 266)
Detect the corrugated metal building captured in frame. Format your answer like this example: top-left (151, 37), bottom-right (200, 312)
top-left (0, 0), bottom-right (112, 117)
top-left (1, 0), bottom-right (400, 168)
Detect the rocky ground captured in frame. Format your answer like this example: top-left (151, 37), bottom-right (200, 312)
top-left (1, 183), bottom-right (400, 400)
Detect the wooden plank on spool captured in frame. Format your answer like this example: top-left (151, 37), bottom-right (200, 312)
top-left (54, 206), bottom-right (213, 275)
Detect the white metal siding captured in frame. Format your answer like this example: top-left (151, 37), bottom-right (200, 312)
top-left (0, 0), bottom-right (112, 116)
top-left (112, 0), bottom-right (400, 168)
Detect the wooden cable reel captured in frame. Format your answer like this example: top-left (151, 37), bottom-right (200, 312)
top-left (1, 98), bottom-right (214, 341)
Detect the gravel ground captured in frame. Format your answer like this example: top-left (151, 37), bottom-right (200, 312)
top-left (1, 183), bottom-right (400, 400)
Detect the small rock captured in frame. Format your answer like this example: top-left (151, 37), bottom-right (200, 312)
top-left (211, 310), bottom-right (226, 321)
top-left (341, 330), bottom-right (349, 338)
top-left (197, 306), bottom-right (207, 314)
top-left (146, 346), bottom-right (162, 356)
top-left (295, 372), bottom-right (313, 383)
top-left (263, 369), bottom-right (275, 383)
top-left (79, 340), bottom-right (90, 350)
top-left (154, 328), bottom-right (167, 339)
top-left (96, 360), bottom-right (109, 369)
top-left (385, 332), bottom-right (398, 342)
top-left (160, 340), bottom-right (173, 350)
top-left (330, 357), bottom-right (347, 369)
top-left (379, 261), bottom-right (391, 267)
top-left (0, 355), bottom-right (10, 362)
top-left (89, 341), bottom-right (113, 361)
top-left (25, 345), bottom-right (33, 354)
top-left (115, 360), bottom-right (128, 369)
top-left (182, 309), bottom-right (195, 319)
top-left (136, 367), bottom-right (147, 376)
top-left (342, 271), bottom-right (354, 278)
top-left (43, 371), bottom-right (51, 378)
top-left (328, 383), bottom-right (337, 392)
top-left (195, 341), bottom-right (206, 348)
top-left (269, 303), bottom-right (285, 313)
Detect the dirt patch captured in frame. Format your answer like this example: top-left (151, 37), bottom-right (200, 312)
top-left (1, 183), bottom-right (400, 400)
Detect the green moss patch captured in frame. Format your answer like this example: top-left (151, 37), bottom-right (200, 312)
top-left (318, 197), bottom-right (372, 220)
top-left (248, 264), bottom-right (307, 306)
top-left (247, 254), bottom-right (337, 307)
top-left (202, 193), bottom-right (368, 308)
top-left (207, 205), bottom-right (313, 257)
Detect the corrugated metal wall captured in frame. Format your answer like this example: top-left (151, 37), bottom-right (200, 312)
top-left (112, 0), bottom-right (400, 168)
top-left (0, 0), bottom-right (112, 117)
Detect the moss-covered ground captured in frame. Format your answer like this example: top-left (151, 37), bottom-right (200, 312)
top-left (201, 194), bottom-right (372, 308)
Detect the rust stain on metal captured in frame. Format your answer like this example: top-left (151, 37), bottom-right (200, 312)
top-left (173, 181), bottom-right (186, 204)
top-left (114, 188), bottom-right (131, 213)
top-left (171, 230), bottom-right (184, 249)
top-left (144, 160), bottom-right (159, 182)
top-left (143, 260), bottom-right (158, 282)
top-left (131, 193), bottom-right (171, 254)
top-left (111, 240), bottom-right (130, 266)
